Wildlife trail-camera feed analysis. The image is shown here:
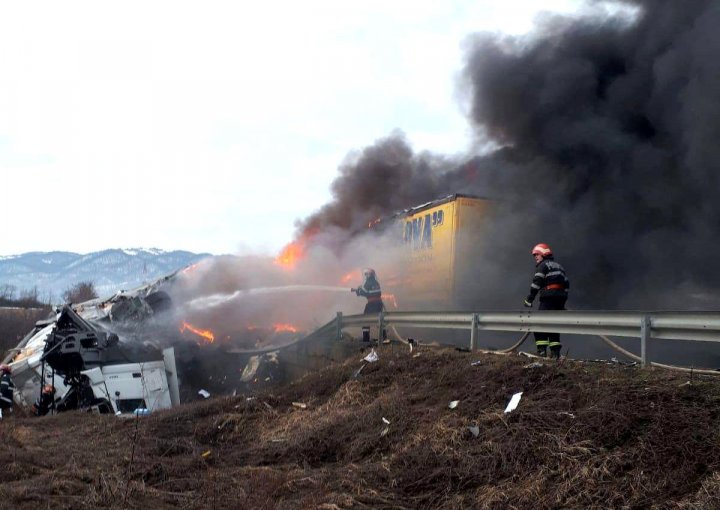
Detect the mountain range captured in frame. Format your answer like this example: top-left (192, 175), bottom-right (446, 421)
top-left (0, 248), bottom-right (212, 302)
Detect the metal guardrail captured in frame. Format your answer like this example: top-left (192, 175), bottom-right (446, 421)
top-left (331, 310), bottom-right (720, 367)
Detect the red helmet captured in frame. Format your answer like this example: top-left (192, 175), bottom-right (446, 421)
top-left (0, 364), bottom-right (11, 374)
top-left (531, 243), bottom-right (553, 257)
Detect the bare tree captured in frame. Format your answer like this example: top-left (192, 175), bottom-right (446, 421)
top-left (62, 281), bottom-right (98, 304)
top-left (0, 284), bottom-right (16, 301)
top-left (17, 286), bottom-right (42, 308)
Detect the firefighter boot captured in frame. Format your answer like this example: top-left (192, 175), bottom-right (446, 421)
top-left (536, 346), bottom-right (547, 358)
top-left (550, 346), bottom-right (561, 360)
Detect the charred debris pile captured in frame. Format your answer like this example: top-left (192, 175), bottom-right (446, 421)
top-left (2, 347), bottom-right (720, 509)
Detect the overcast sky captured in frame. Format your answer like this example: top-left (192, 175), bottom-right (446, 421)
top-left (0, 0), bottom-right (585, 256)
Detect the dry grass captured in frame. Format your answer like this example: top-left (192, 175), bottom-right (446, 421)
top-left (1, 345), bottom-right (720, 508)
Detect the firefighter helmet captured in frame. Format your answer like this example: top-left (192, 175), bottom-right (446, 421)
top-left (362, 268), bottom-right (376, 279)
top-left (0, 364), bottom-right (11, 374)
top-left (531, 243), bottom-right (553, 257)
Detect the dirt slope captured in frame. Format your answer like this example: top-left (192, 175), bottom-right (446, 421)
top-left (2, 345), bottom-right (720, 509)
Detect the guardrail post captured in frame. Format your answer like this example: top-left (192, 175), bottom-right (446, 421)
top-left (378, 310), bottom-right (385, 344)
top-left (640, 315), bottom-right (651, 367)
top-left (335, 312), bottom-right (343, 341)
top-left (470, 313), bottom-right (478, 352)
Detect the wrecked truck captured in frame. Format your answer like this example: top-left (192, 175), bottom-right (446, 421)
top-left (4, 280), bottom-right (181, 416)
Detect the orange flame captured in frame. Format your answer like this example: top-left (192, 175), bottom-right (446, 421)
top-left (340, 270), bottom-right (357, 284)
top-left (275, 229), bottom-right (318, 269)
top-left (384, 293), bottom-right (399, 308)
top-left (273, 323), bottom-right (299, 333)
top-left (275, 240), bottom-right (305, 268)
top-left (180, 321), bottom-right (215, 344)
top-left (368, 217), bottom-right (381, 228)
top-left (182, 263), bottom-right (201, 274)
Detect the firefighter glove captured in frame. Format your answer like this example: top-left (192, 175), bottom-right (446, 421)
top-left (350, 288), bottom-right (356, 293)
top-left (523, 299), bottom-right (533, 308)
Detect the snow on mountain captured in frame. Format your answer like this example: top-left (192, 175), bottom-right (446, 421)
top-left (0, 249), bottom-right (211, 302)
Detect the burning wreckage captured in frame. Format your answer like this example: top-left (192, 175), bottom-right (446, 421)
top-left (1, 264), bottom-right (354, 417)
top-left (3, 275), bottom-right (181, 416)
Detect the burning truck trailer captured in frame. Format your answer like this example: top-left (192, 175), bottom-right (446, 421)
top-left (3, 277), bottom-right (181, 416)
top-left (374, 193), bottom-right (493, 309)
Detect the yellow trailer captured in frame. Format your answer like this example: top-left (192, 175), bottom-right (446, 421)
top-left (387, 194), bottom-right (491, 307)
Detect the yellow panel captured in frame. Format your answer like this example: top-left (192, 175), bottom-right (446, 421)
top-left (391, 196), bottom-right (491, 307)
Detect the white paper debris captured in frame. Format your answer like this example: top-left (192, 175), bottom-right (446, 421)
top-left (448, 400), bottom-right (460, 409)
top-left (381, 417), bottom-right (390, 437)
top-left (292, 402), bottom-right (307, 409)
top-left (363, 349), bottom-right (379, 363)
top-left (468, 425), bottom-right (480, 437)
top-left (471, 360), bottom-right (482, 366)
top-left (198, 389), bottom-right (210, 399)
top-left (504, 392), bottom-right (523, 413)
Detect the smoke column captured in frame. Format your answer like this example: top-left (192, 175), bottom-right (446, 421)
top-left (294, 0), bottom-right (720, 310)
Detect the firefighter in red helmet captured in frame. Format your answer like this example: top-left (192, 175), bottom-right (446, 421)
top-left (524, 243), bottom-right (569, 359)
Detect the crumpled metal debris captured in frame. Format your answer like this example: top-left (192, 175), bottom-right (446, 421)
top-left (198, 389), bottom-right (210, 399)
top-left (504, 392), bottom-right (523, 413)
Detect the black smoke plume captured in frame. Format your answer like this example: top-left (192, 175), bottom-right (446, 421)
top-left (296, 0), bottom-right (720, 310)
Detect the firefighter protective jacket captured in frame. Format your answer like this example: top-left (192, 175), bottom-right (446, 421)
top-left (355, 276), bottom-right (382, 302)
top-left (526, 256), bottom-right (569, 304)
top-left (0, 372), bottom-right (14, 409)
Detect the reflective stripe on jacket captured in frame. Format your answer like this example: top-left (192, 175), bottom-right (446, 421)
top-left (527, 257), bottom-right (569, 303)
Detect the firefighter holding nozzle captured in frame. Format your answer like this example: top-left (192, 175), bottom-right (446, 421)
top-left (524, 243), bottom-right (569, 359)
top-left (351, 268), bottom-right (387, 343)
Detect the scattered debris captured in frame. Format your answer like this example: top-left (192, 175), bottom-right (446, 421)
top-left (504, 392), bottom-right (523, 414)
top-left (679, 381), bottom-right (692, 387)
top-left (380, 417), bottom-right (390, 437)
top-left (292, 402), bottom-right (307, 409)
top-left (352, 363), bottom-right (367, 379)
top-left (448, 400), bottom-right (460, 409)
top-left (558, 411), bottom-right (576, 419)
top-left (363, 349), bottom-right (379, 363)
top-left (468, 425), bottom-right (480, 437)
top-left (471, 360), bottom-right (482, 366)
top-left (201, 450), bottom-right (211, 458)
top-left (198, 389), bottom-right (210, 399)
top-left (523, 362), bottom-right (544, 369)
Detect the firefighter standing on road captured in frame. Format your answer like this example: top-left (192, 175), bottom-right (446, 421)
top-left (524, 243), bottom-right (569, 359)
top-left (352, 268), bottom-right (387, 343)
top-left (0, 364), bottom-right (14, 418)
